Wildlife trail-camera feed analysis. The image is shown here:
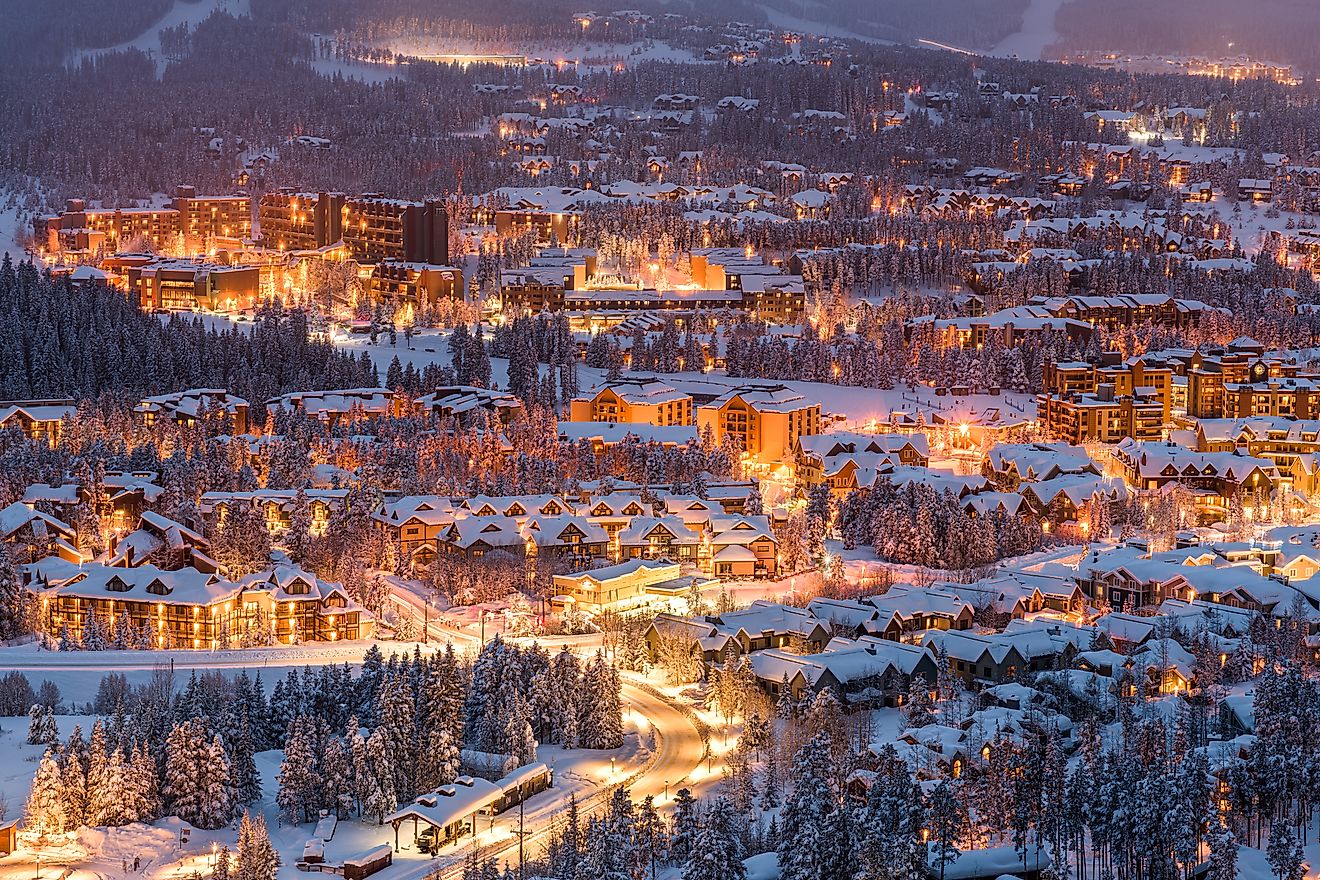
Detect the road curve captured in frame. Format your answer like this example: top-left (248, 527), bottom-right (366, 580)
top-left (399, 681), bottom-right (705, 880)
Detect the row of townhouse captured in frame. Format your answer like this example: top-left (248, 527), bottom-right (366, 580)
top-left (1110, 439), bottom-right (1280, 522)
top-left (373, 492), bottom-right (781, 581)
top-left (642, 590), bottom-right (1095, 706)
top-left (1192, 416), bottom-right (1320, 497)
top-left (24, 558), bottom-right (373, 648)
top-left (266, 386), bottom-right (524, 428)
top-left (1063, 540), bottom-right (1320, 621)
top-left (792, 443), bottom-right (1124, 529)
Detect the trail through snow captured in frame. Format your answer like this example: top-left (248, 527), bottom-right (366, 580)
top-left (990, 0), bottom-right (1066, 60)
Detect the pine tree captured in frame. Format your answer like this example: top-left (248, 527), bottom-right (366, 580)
top-left (214, 846), bottom-right (232, 880)
top-left (60, 730), bottom-right (88, 830)
top-left (374, 672), bottom-right (417, 799)
top-left (26, 749), bottom-right (65, 837)
top-left (903, 679), bottom-right (937, 728)
top-left (778, 733), bottom-right (846, 880)
top-left (164, 719), bottom-right (236, 829)
top-left (669, 788), bottom-right (700, 861)
top-left (277, 716), bottom-right (321, 823)
top-left (320, 735), bottom-right (356, 820)
top-left (683, 797), bottom-right (746, 880)
top-left (363, 727), bottom-right (397, 824)
top-left (90, 747), bottom-right (133, 827)
top-left (1267, 820), bottom-right (1303, 880)
top-left (27, 703), bottom-right (56, 745)
top-left (1205, 818), bottom-right (1237, 880)
top-left (236, 810), bottom-right (278, 880)
top-left (231, 724), bottom-right (262, 806)
top-left (926, 781), bottom-right (963, 880)
top-left (129, 743), bottom-right (163, 823)
top-left (0, 543), bottom-right (27, 640)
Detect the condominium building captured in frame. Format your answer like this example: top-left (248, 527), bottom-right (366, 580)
top-left (1037, 357), bottom-right (1173, 443)
top-left (127, 260), bottom-right (261, 311)
top-left (697, 384), bottom-right (821, 465)
top-left (568, 380), bottom-right (695, 427)
top-left (369, 261), bottom-right (464, 307)
top-left (135, 389), bottom-right (249, 434)
top-left (26, 561), bottom-right (373, 648)
top-left (258, 189), bottom-right (449, 265)
top-left (40, 185), bottom-right (251, 256)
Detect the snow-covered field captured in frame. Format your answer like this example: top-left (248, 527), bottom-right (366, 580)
top-left (989, 0), bottom-right (1066, 60)
top-left (69, 0), bottom-right (252, 73)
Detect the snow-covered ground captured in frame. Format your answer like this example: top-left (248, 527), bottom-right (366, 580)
top-left (69, 0), bottom-right (251, 73)
top-left (0, 201), bottom-right (29, 263)
top-left (306, 57), bottom-right (405, 85)
top-left (744, 3), bottom-right (894, 45)
top-left (0, 703), bottom-right (662, 880)
top-left (988, 0), bottom-right (1066, 60)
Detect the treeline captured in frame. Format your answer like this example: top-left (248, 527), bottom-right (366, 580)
top-left (838, 478), bottom-right (1047, 569)
top-left (0, 262), bottom-right (374, 410)
top-left (21, 640), bottom-right (625, 834)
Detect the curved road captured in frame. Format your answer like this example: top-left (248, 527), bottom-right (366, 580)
top-left (400, 682), bottom-right (705, 880)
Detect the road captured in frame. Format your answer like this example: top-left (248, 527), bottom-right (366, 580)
top-left (395, 681), bottom-right (706, 880)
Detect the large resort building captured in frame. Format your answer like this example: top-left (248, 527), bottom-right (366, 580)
top-left (697, 384), bottom-right (822, 465)
top-left (569, 379), bottom-right (695, 426)
top-left (39, 185), bottom-right (251, 257)
top-left (26, 560), bottom-right (373, 648)
top-left (500, 247), bottom-right (806, 326)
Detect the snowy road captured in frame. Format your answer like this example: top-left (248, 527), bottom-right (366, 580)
top-left (395, 680), bottom-right (706, 880)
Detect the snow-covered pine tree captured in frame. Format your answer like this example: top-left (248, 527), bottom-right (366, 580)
top-left (682, 796), bottom-right (746, 880)
top-left (363, 727), bottom-right (397, 824)
top-left (236, 810), bottom-right (278, 880)
top-left (669, 788), bottom-right (699, 862)
top-left (277, 715), bottom-right (321, 823)
top-left (25, 749), bottom-right (65, 837)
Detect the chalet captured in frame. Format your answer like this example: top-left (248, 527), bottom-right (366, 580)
top-left (0, 400), bottom-right (77, 446)
top-left (200, 489), bottom-right (347, 537)
top-left (268, 388), bottom-right (402, 425)
top-left (373, 496), bottom-right (462, 567)
top-left (104, 511), bottom-right (216, 571)
top-left (134, 389), bottom-right (249, 434)
top-left (867, 586), bottom-right (975, 635)
top-left (463, 494), bottom-right (572, 520)
top-left (747, 636), bottom-right (937, 707)
top-left (0, 502), bottom-right (80, 563)
top-left (919, 630), bottom-right (1028, 687)
top-left (439, 516), bottom-right (526, 559)
top-left (521, 515), bottom-right (610, 564)
top-left (616, 516), bottom-right (703, 565)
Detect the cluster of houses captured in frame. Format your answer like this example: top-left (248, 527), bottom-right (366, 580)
top-left (373, 488), bottom-right (779, 588)
top-left (24, 543), bottom-right (373, 649)
top-left (642, 523), bottom-right (1320, 783)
